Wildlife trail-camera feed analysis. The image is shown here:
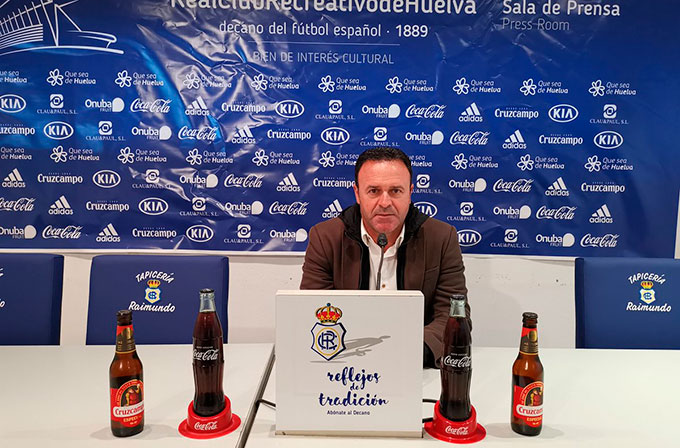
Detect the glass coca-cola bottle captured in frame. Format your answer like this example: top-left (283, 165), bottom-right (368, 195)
top-left (439, 294), bottom-right (472, 421)
top-left (192, 289), bottom-right (225, 417)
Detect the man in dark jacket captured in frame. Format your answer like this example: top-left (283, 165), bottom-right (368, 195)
top-left (300, 147), bottom-right (469, 367)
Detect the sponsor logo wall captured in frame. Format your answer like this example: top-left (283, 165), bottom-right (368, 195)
top-left (0, 0), bottom-right (677, 256)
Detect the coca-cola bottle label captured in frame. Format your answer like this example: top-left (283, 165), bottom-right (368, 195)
top-left (110, 379), bottom-right (144, 428)
top-left (441, 351), bottom-right (472, 370)
top-left (512, 381), bottom-right (543, 427)
top-left (519, 327), bottom-right (538, 354)
top-left (193, 346), bottom-right (220, 361)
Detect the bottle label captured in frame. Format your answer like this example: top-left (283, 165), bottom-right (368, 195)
top-left (442, 352), bottom-right (471, 370)
top-left (110, 379), bottom-right (144, 428)
top-left (193, 347), bottom-right (220, 361)
top-left (519, 326), bottom-right (538, 354)
top-left (116, 325), bottom-right (136, 353)
top-left (513, 381), bottom-right (543, 427)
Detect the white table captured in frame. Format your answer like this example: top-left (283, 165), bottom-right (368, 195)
top-left (247, 347), bottom-right (680, 447)
top-left (0, 343), bottom-right (273, 447)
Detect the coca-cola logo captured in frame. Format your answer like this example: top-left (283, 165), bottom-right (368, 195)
top-left (130, 98), bottom-right (171, 114)
top-left (405, 104), bottom-right (446, 119)
top-left (0, 197), bottom-right (35, 212)
top-left (223, 174), bottom-right (263, 188)
top-left (269, 201), bottom-right (308, 216)
top-left (580, 233), bottom-right (619, 248)
top-left (536, 206), bottom-right (576, 220)
top-left (449, 131), bottom-right (489, 146)
top-left (445, 425), bottom-right (470, 435)
top-left (442, 355), bottom-right (471, 369)
top-left (178, 126), bottom-right (218, 141)
top-left (42, 225), bottom-right (82, 239)
top-left (194, 421), bottom-right (218, 431)
top-left (493, 179), bottom-right (533, 193)
top-left (193, 348), bottom-right (219, 361)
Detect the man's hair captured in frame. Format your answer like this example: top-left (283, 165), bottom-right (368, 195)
top-left (354, 147), bottom-right (412, 185)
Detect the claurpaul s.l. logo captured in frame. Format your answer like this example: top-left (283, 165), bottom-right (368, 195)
top-left (311, 303), bottom-right (346, 361)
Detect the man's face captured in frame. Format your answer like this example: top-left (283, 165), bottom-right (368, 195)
top-left (353, 159), bottom-right (413, 242)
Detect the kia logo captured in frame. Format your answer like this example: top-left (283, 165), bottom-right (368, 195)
top-left (92, 170), bottom-right (121, 188)
top-left (186, 225), bottom-right (214, 242)
top-left (321, 127), bottom-right (350, 145)
top-left (458, 229), bottom-right (481, 247)
top-left (594, 131), bottom-right (623, 149)
top-left (0, 94), bottom-right (26, 113)
top-left (275, 100), bottom-right (304, 118)
top-left (43, 121), bottom-right (74, 140)
top-left (414, 201), bottom-right (438, 217)
top-left (548, 104), bottom-right (578, 123)
top-left (138, 198), bottom-right (168, 215)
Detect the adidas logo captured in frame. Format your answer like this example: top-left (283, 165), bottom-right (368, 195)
top-left (322, 199), bottom-right (343, 218)
top-left (2, 168), bottom-right (25, 188)
top-left (459, 103), bottom-right (483, 122)
top-left (503, 130), bottom-right (527, 149)
top-left (545, 177), bottom-right (569, 197)
top-left (231, 125), bottom-right (255, 144)
top-left (186, 96), bottom-right (210, 116)
top-left (277, 172), bottom-right (300, 192)
top-left (96, 223), bottom-right (121, 243)
top-left (48, 195), bottom-right (74, 215)
top-left (590, 204), bottom-right (613, 224)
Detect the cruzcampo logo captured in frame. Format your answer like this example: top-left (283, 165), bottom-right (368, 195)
top-left (311, 303), bottom-right (346, 361)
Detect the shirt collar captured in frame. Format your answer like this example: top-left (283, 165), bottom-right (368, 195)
top-left (360, 220), bottom-right (405, 250)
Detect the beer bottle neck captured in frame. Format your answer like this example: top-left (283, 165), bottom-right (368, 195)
top-left (199, 291), bottom-right (216, 313)
top-left (449, 298), bottom-right (466, 318)
top-left (115, 324), bottom-right (136, 353)
top-left (519, 325), bottom-right (539, 355)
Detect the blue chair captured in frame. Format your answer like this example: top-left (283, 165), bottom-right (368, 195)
top-left (0, 254), bottom-right (64, 345)
top-left (575, 257), bottom-right (680, 349)
top-left (86, 255), bottom-right (229, 344)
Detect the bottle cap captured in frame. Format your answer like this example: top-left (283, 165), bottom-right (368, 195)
top-left (116, 310), bottom-right (132, 324)
top-left (200, 288), bottom-right (215, 294)
top-left (522, 312), bottom-right (538, 320)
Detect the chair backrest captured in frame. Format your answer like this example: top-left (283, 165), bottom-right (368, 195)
top-left (86, 255), bottom-right (229, 344)
top-left (0, 253), bottom-right (64, 345)
top-left (575, 257), bottom-right (680, 349)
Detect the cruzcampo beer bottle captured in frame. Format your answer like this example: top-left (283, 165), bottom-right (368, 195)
top-left (511, 312), bottom-right (544, 436)
top-left (439, 294), bottom-right (472, 421)
top-left (109, 310), bottom-right (144, 437)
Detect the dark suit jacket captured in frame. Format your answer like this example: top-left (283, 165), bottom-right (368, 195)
top-left (300, 204), bottom-right (469, 363)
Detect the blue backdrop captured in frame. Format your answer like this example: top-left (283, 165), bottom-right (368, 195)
top-left (0, 0), bottom-right (678, 255)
